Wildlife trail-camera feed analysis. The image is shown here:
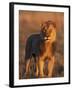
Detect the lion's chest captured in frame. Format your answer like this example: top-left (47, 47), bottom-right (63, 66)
top-left (39, 42), bottom-right (53, 59)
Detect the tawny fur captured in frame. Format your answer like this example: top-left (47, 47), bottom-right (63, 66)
top-left (25, 21), bottom-right (56, 78)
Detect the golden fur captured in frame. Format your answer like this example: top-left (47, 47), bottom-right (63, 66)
top-left (25, 21), bottom-right (56, 78)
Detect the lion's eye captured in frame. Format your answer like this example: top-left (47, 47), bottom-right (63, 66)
top-left (42, 28), bottom-right (46, 32)
top-left (44, 29), bottom-right (46, 32)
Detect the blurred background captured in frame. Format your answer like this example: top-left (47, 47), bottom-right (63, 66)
top-left (19, 10), bottom-right (64, 79)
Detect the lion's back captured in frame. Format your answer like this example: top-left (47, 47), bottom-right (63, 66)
top-left (25, 34), bottom-right (41, 60)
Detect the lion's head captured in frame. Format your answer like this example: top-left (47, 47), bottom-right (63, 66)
top-left (40, 20), bottom-right (56, 43)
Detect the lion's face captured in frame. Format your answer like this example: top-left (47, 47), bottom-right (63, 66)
top-left (41, 21), bottom-right (56, 43)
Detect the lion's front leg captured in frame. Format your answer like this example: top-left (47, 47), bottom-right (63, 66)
top-left (39, 58), bottom-right (44, 77)
top-left (48, 56), bottom-right (55, 77)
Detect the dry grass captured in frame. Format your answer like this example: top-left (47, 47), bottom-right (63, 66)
top-left (19, 11), bottom-right (64, 79)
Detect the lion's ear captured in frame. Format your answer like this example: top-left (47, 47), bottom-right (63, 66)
top-left (40, 21), bottom-right (45, 30)
top-left (40, 23), bottom-right (43, 29)
top-left (40, 23), bottom-right (42, 27)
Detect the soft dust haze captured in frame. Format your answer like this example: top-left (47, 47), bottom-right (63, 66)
top-left (19, 10), bottom-right (64, 79)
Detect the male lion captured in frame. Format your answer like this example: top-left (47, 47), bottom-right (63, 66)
top-left (25, 20), bottom-right (56, 78)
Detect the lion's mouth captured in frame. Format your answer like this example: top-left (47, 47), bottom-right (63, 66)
top-left (44, 36), bottom-right (51, 41)
top-left (41, 33), bottom-right (51, 41)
